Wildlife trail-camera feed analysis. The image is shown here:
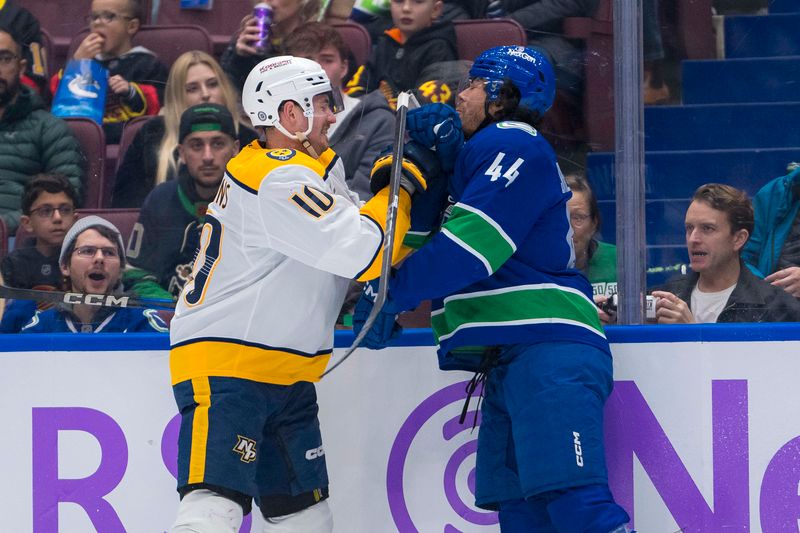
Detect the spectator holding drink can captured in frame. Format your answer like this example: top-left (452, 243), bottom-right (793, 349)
top-left (221, 0), bottom-right (325, 91)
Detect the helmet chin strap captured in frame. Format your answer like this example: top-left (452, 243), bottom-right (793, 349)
top-left (273, 113), bottom-right (319, 158)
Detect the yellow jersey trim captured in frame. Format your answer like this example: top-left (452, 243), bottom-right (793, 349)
top-left (356, 187), bottom-right (413, 281)
top-left (188, 377), bottom-right (211, 484)
top-left (226, 142), bottom-right (337, 192)
top-left (170, 340), bottom-right (331, 386)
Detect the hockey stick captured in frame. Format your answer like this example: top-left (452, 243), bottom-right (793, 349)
top-left (0, 284), bottom-right (176, 310)
top-left (322, 91), bottom-right (416, 378)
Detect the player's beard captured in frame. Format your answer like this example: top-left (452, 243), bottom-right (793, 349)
top-left (0, 76), bottom-right (20, 108)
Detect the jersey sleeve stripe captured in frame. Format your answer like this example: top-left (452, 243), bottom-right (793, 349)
top-left (354, 214), bottom-right (384, 280)
top-left (403, 230), bottom-right (431, 249)
top-left (430, 285), bottom-right (605, 342)
top-left (226, 170), bottom-right (258, 195)
top-left (455, 203), bottom-right (516, 252)
top-left (443, 206), bottom-right (515, 273)
top-left (440, 227), bottom-right (493, 275)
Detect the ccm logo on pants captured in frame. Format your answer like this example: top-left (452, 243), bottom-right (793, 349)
top-left (573, 431), bottom-right (584, 467)
top-left (305, 446), bottom-right (325, 460)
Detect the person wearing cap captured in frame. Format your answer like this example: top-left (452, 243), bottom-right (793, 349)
top-left (20, 215), bottom-right (168, 333)
top-left (124, 103), bottom-right (240, 300)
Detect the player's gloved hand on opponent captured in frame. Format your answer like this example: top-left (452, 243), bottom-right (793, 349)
top-left (352, 279), bottom-right (403, 349)
top-left (370, 140), bottom-right (442, 197)
top-left (406, 103), bottom-right (464, 173)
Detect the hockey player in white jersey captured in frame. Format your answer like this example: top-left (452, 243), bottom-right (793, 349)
top-left (168, 56), bottom-right (440, 532)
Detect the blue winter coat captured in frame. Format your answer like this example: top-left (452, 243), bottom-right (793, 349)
top-left (743, 165), bottom-right (800, 278)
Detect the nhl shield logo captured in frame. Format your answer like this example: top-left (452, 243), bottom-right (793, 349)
top-left (233, 435), bottom-right (257, 463)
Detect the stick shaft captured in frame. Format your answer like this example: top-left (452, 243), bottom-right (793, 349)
top-left (322, 91), bottom-right (413, 377)
top-left (0, 284), bottom-right (176, 310)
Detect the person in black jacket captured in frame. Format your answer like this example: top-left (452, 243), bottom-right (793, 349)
top-left (346, 0), bottom-right (457, 109)
top-left (651, 183), bottom-right (800, 324)
top-left (123, 103), bottom-right (239, 300)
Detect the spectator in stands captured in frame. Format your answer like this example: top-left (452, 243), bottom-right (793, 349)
top-left (651, 183), bottom-right (800, 323)
top-left (0, 2), bottom-right (48, 97)
top-left (283, 22), bottom-right (394, 200)
top-left (0, 28), bottom-right (83, 234)
top-left (221, 0), bottom-right (324, 91)
top-left (743, 162), bottom-right (800, 298)
top-left (346, 0), bottom-right (457, 109)
top-left (1, 174), bottom-right (77, 290)
top-left (50, 0), bottom-right (168, 144)
top-left (443, 0), bottom-right (599, 99)
top-left (112, 50), bottom-right (257, 208)
top-left (565, 172), bottom-right (616, 299)
top-left (0, 174), bottom-right (78, 333)
top-left (124, 103), bottom-right (239, 300)
top-left (20, 215), bottom-right (168, 333)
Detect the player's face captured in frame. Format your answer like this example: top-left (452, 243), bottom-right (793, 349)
top-left (179, 131), bottom-right (239, 196)
top-left (390, 0), bottom-right (443, 39)
top-left (88, 0), bottom-right (139, 57)
top-left (684, 200), bottom-right (747, 276)
top-left (22, 192), bottom-right (76, 249)
top-left (306, 93), bottom-right (337, 155)
top-left (456, 78), bottom-right (488, 136)
top-left (295, 46), bottom-right (348, 90)
top-left (0, 31), bottom-right (25, 108)
top-left (567, 190), bottom-right (597, 258)
top-left (184, 63), bottom-right (224, 106)
top-left (62, 229), bottom-right (122, 295)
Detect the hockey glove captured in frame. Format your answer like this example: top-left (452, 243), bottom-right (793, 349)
top-left (352, 280), bottom-right (403, 349)
top-left (369, 140), bottom-right (442, 196)
top-left (406, 103), bottom-right (464, 173)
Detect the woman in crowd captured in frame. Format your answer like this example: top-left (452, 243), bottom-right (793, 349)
top-left (565, 172), bottom-right (617, 297)
top-left (112, 50), bottom-right (257, 208)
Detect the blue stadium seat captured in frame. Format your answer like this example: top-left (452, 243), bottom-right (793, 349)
top-left (683, 57), bottom-right (800, 104)
top-left (644, 103), bottom-right (800, 151)
top-left (769, 0), bottom-right (800, 13)
top-left (587, 149), bottom-right (798, 201)
top-left (724, 14), bottom-right (800, 58)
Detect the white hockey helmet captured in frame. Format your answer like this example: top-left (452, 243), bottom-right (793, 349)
top-left (242, 55), bottom-right (343, 139)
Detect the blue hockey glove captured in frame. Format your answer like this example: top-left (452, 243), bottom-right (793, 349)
top-left (352, 280), bottom-right (403, 349)
top-left (406, 104), bottom-right (464, 173)
top-left (369, 141), bottom-right (442, 196)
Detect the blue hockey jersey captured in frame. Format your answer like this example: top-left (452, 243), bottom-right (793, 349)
top-left (390, 121), bottom-right (608, 359)
top-left (20, 306), bottom-right (168, 333)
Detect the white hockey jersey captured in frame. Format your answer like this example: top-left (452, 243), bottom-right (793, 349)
top-left (169, 142), bottom-right (411, 386)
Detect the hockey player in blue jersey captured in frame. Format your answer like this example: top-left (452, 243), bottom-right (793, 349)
top-left (354, 46), bottom-right (633, 532)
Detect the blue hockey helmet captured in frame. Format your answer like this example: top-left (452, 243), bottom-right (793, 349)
top-left (468, 45), bottom-right (556, 116)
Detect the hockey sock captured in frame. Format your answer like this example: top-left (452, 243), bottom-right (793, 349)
top-left (544, 484), bottom-right (630, 533)
top-left (262, 499), bottom-right (333, 533)
top-left (171, 489), bottom-right (244, 533)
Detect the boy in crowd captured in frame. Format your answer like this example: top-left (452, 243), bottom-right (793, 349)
top-left (50, 0), bottom-right (168, 143)
top-left (20, 215), bottom-right (168, 333)
top-left (0, 174), bottom-right (78, 332)
top-left (124, 104), bottom-right (240, 300)
top-left (347, 0), bottom-right (457, 109)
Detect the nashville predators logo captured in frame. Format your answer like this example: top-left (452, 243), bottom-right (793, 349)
top-left (417, 80), bottom-right (453, 105)
top-left (233, 435), bottom-right (257, 463)
top-left (268, 149), bottom-right (295, 161)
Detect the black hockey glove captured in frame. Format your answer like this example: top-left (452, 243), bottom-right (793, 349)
top-left (369, 141), bottom-right (442, 196)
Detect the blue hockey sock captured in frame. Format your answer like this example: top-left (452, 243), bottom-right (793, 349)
top-left (498, 498), bottom-right (557, 533)
top-left (544, 484), bottom-right (630, 533)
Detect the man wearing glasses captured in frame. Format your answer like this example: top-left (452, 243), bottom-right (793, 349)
top-left (19, 215), bottom-right (168, 333)
top-left (0, 26), bottom-right (83, 234)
